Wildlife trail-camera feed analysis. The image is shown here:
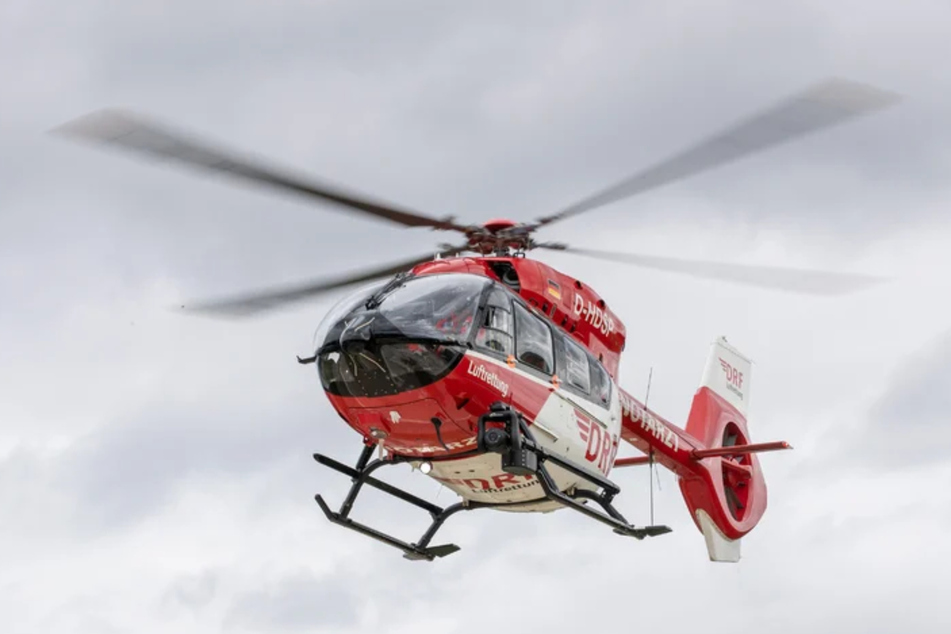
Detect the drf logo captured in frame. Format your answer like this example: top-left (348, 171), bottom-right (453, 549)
top-left (576, 411), bottom-right (617, 475)
top-left (718, 357), bottom-right (744, 398)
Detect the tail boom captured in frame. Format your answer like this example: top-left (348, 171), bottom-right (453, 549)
top-left (617, 390), bottom-right (703, 478)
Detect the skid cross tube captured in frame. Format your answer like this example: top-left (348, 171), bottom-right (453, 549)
top-left (313, 447), bottom-right (469, 561)
top-left (313, 447), bottom-right (551, 561)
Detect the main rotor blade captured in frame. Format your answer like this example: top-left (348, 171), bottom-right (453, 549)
top-left (181, 246), bottom-right (467, 318)
top-left (53, 109), bottom-right (468, 232)
top-left (542, 245), bottom-right (884, 296)
top-left (534, 78), bottom-right (900, 228)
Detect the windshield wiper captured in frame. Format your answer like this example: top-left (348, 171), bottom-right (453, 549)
top-left (365, 273), bottom-right (410, 310)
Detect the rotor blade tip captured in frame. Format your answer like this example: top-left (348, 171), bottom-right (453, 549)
top-left (51, 108), bottom-right (142, 142)
top-left (812, 78), bottom-right (903, 111)
top-left (837, 274), bottom-right (890, 294)
top-left (173, 301), bottom-right (235, 319)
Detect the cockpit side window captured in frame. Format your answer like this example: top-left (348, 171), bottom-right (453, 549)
top-left (589, 356), bottom-right (611, 405)
top-left (562, 336), bottom-right (591, 394)
top-left (474, 288), bottom-right (514, 356)
top-left (513, 302), bottom-right (554, 375)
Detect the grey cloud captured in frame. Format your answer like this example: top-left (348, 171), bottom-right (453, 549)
top-left (865, 329), bottom-right (951, 466)
top-left (224, 569), bottom-right (360, 632)
top-left (63, 616), bottom-right (131, 634)
top-left (0, 389), bottom-right (355, 534)
top-left (160, 570), bottom-right (218, 614)
top-left (56, 403), bottom-right (330, 529)
top-left (803, 327), bottom-right (951, 472)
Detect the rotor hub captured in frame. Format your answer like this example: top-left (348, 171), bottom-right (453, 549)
top-left (464, 218), bottom-right (535, 255)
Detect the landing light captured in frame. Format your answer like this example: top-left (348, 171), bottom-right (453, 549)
top-left (420, 461), bottom-right (433, 475)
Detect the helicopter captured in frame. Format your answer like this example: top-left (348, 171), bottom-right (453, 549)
top-left (54, 78), bottom-right (897, 562)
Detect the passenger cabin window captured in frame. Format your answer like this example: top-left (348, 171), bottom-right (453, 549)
top-left (474, 289), bottom-right (514, 356)
top-left (513, 303), bottom-right (554, 374)
top-left (562, 337), bottom-right (591, 394)
top-left (590, 358), bottom-right (611, 405)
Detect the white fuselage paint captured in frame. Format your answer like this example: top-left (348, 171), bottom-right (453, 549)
top-left (427, 350), bottom-right (621, 512)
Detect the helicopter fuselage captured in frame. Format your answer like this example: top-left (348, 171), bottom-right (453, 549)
top-left (314, 256), bottom-right (629, 509)
top-left (325, 346), bottom-right (625, 510)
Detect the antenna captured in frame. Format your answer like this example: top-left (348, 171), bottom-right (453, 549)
top-left (644, 367), bottom-right (655, 526)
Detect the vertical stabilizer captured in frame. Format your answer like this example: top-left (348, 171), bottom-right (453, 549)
top-left (679, 336), bottom-right (764, 563)
top-left (699, 336), bottom-right (752, 419)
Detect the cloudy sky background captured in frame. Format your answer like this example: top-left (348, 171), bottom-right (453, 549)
top-left (3, 1), bottom-right (951, 632)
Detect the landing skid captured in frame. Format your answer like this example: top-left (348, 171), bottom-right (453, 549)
top-left (313, 403), bottom-right (671, 561)
top-left (313, 447), bottom-right (475, 561)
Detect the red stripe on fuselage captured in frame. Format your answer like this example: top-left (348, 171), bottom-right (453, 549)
top-left (323, 351), bottom-right (556, 457)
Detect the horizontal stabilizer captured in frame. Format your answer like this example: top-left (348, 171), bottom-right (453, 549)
top-left (692, 441), bottom-right (792, 459)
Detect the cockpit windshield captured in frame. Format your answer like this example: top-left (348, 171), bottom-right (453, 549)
top-left (314, 273), bottom-right (490, 398)
top-left (315, 273), bottom-right (489, 353)
top-left (311, 278), bottom-right (389, 352)
top-left (313, 270), bottom-right (617, 404)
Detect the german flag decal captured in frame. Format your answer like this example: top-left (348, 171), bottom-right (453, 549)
top-left (546, 279), bottom-right (561, 299)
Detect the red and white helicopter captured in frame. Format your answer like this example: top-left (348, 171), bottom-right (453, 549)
top-left (56, 78), bottom-right (897, 562)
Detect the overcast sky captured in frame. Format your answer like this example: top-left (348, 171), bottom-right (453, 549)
top-left (3, 1), bottom-right (951, 633)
